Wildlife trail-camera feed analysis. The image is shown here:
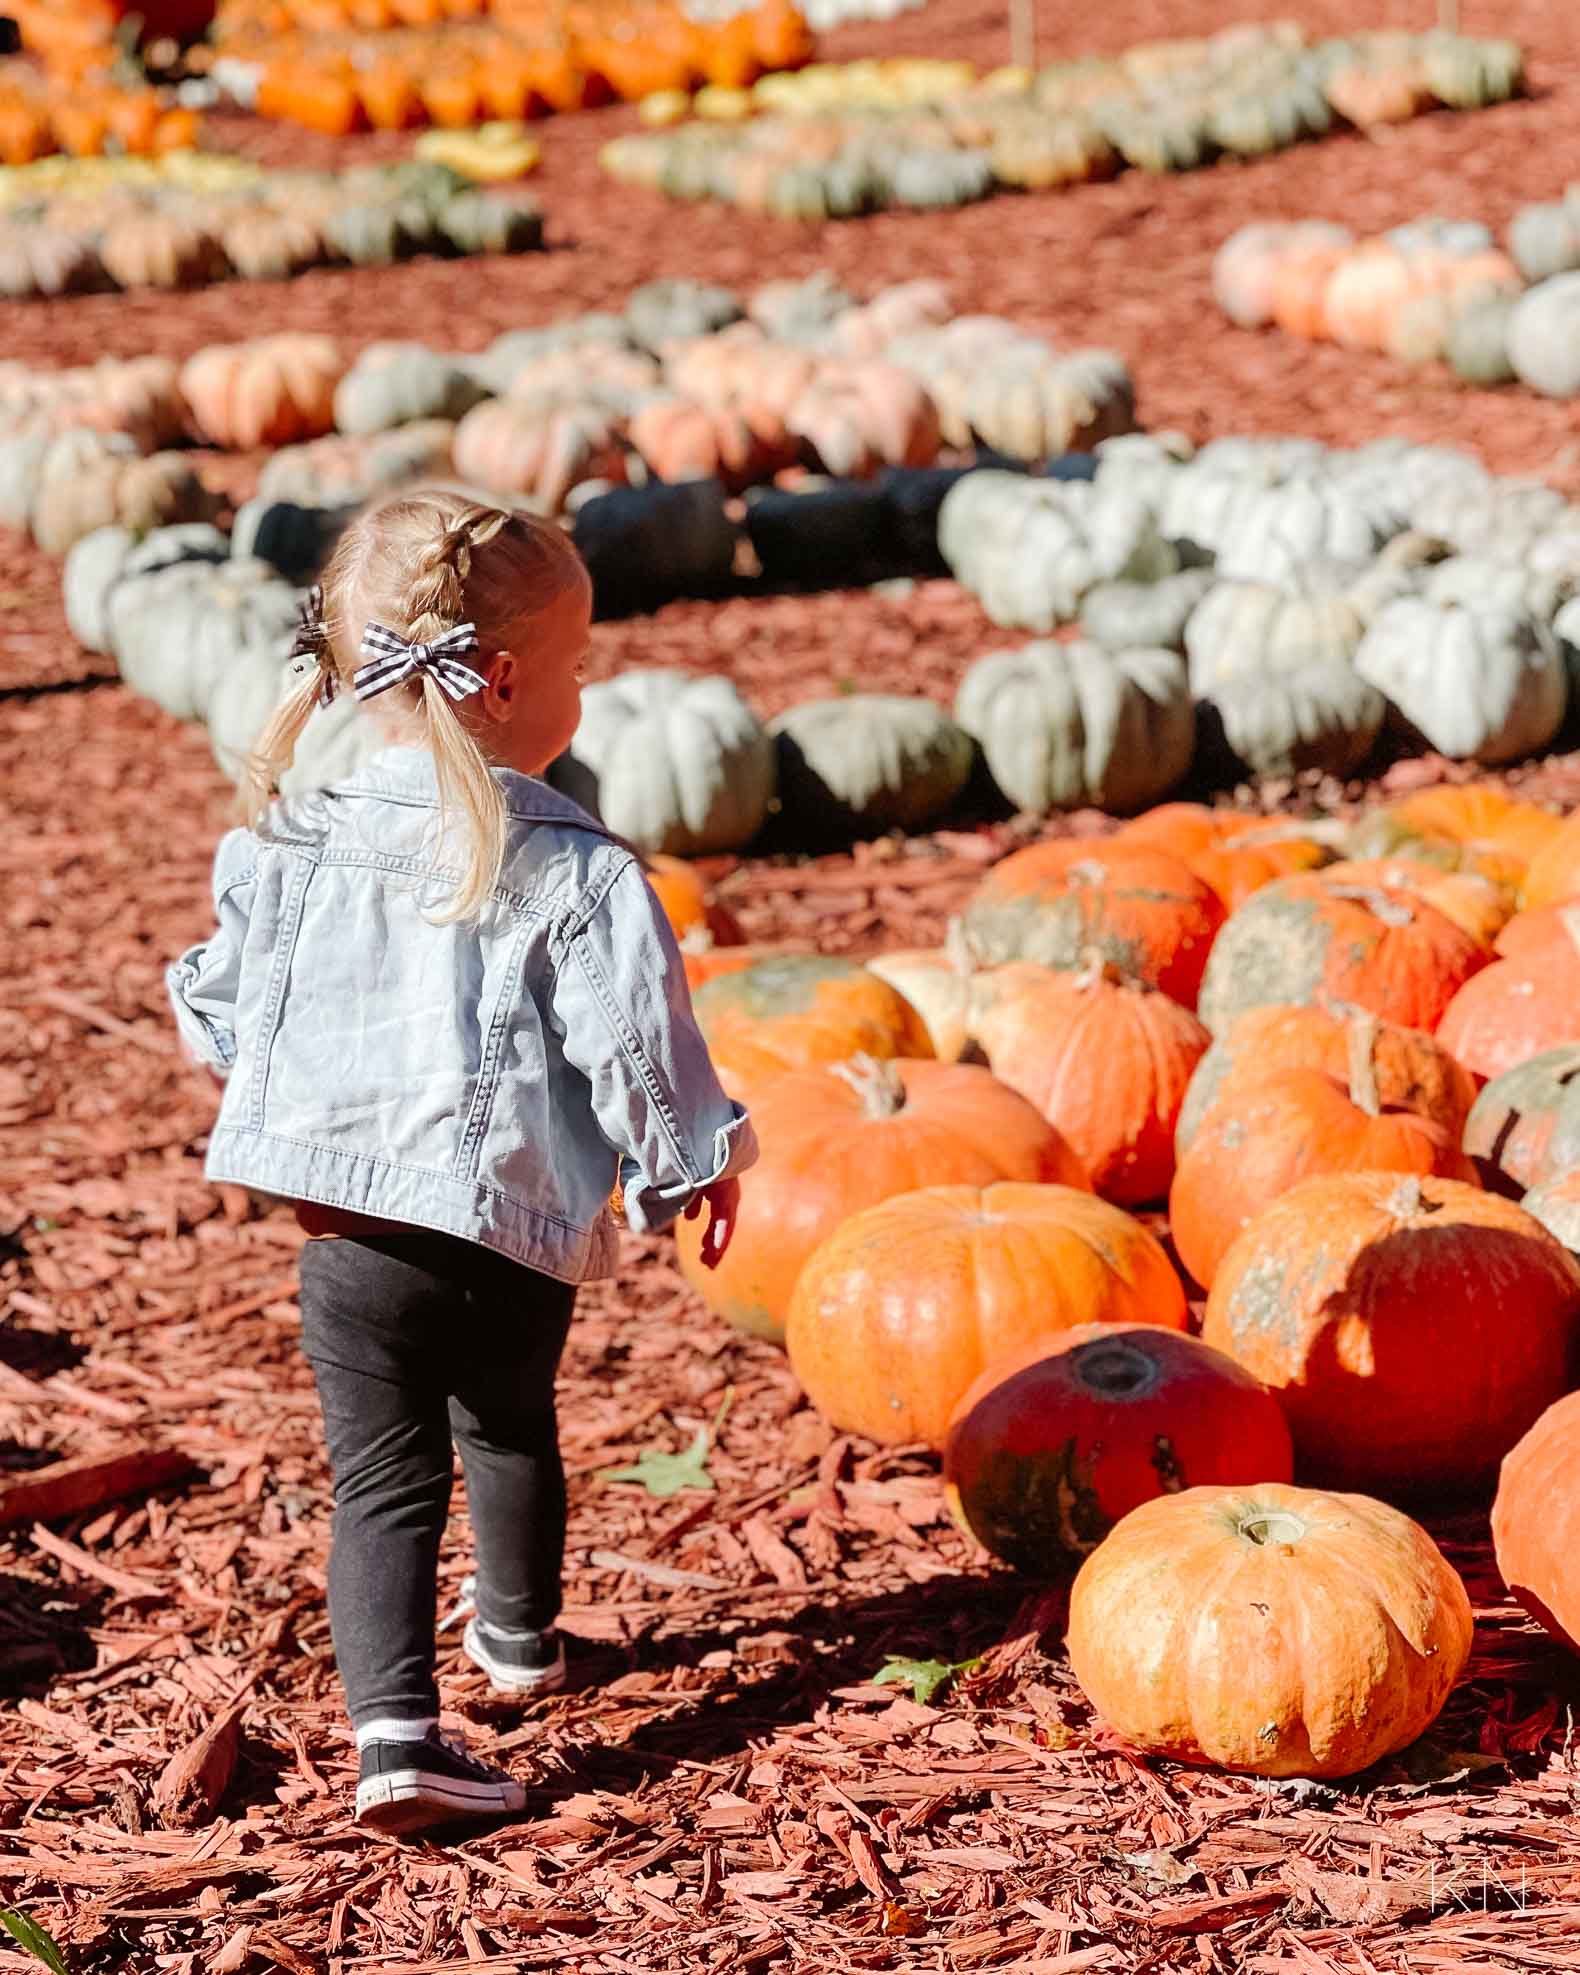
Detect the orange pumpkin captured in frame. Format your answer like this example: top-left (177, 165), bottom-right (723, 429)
top-left (676, 1056), bottom-right (1088, 1343)
top-left (179, 333), bottom-right (346, 450)
top-left (693, 954), bottom-right (932, 1103)
top-left (1522, 810), bottom-right (1580, 911)
top-left (1170, 1016), bottom-right (1477, 1289)
top-left (1197, 875), bottom-right (1490, 1037)
top-left (1497, 901), bottom-right (1580, 961)
top-left (1463, 1045), bottom-right (1580, 1192)
top-left (1119, 804), bottom-right (1332, 910)
top-left (969, 958), bottom-right (1208, 1205)
top-left (1436, 918), bottom-right (1580, 1083)
top-left (943, 1324), bottom-right (1293, 1572)
top-left (1320, 857), bottom-right (1512, 949)
top-left (1204, 1173), bottom-right (1580, 1495)
top-left (1363, 786), bottom-right (1561, 889)
top-left (1177, 1001), bottom-right (1476, 1156)
top-left (786, 1182), bottom-right (1187, 1448)
top-left (958, 840), bottom-right (1225, 1008)
top-left (643, 853), bottom-right (743, 952)
top-left (1067, 1484), bottom-right (1474, 1778)
top-left (1492, 1391), bottom-right (1580, 1654)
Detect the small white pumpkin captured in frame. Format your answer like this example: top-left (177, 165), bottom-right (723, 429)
top-left (551, 670), bottom-right (773, 856)
top-left (333, 342), bottom-right (491, 436)
top-left (1507, 274), bottom-right (1580, 399)
top-left (1200, 661), bottom-right (1385, 781)
top-left (768, 693), bottom-right (974, 838)
top-left (1355, 598), bottom-right (1567, 764)
top-left (955, 639), bottom-right (1194, 815)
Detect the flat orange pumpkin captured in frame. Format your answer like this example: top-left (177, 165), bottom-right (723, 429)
top-left (692, 954), bottom-right (932, 1103)
top-left (785, 1182), bottom-right (1187, 1448)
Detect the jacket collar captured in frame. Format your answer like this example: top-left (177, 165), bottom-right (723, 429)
top-left (334, 746), bottom-right (614, 834)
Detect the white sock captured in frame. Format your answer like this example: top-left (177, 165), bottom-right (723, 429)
top-left (356, 1714), bottom-right (438, 1751)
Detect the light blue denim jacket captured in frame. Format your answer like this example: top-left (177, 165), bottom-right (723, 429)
top-left (166, 746), bottom-right (756, 1282)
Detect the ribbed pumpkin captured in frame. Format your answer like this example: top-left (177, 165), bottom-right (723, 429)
top-left (943, 1324), bottom-right (1293, 1572)
top-left (1204, 1173), bottom-right (1580, 1495)
top-left (1360, 786), bottom-right (1561, 890)
top-left (1521, 810), bottom-right (1580, 911)
top-left (1492, 1391), bottom-right (1580, 1653)
top-left (1119, 804), bottom-right (1332, 911)
top-left (1170, 1016), bottom-right (1477, 1290)
top-left (1319, 857), bottom-right (1513, 949)
top-left (958, 841), bottom-right (1224, 1008)
top-left (968, 958), bottom-right (1209, 1205)
top-left (1177, 1001), bottom-right (1477, 1156)
top-left (1436, 920), bottom-right (1580, 1083)
top-left (693, 955), bottom-right (932, 1101)
top-left (676, 1056), bottom-right (1088, 1344)
top-left (1067, 1484), bottom-right (1473, 1778)
top-left (179, 334), bottom-right (346, 451)
top-left (1197, 875), bottom-right (1489, 1037)
top-left (786, 1182), bottom-right (1186, 1448)
top-left (1463, 1045), bottom-right (1580, 1191)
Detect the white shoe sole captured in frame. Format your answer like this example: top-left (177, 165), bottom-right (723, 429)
top-left (462, 1619), bottom-right (567, 1695)
top-left (356, 1768), bottom-right (526, 1836)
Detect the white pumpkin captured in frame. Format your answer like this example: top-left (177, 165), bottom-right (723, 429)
top-left (768, 693), bottom-right (973, 838)
top-left (1079, 566), bottom-right (1215, 652)
top-left (1508, 275), bottom-right (1580, 399)
top-left (1355, 598), bottom-right (1567, 764)
top-left (333, 342), bottom-right (491, 436)
top-left (1200, 661), bottom-right (1385, 781)
top-left (64, 521), bottom-right (230, 656)
top-left (551, 670), bottom-right (773, 856)
top-left (955, 639), bottom-right (1194, 815)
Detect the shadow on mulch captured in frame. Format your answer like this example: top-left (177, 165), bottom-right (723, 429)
top-left (0, 1570), bottom-right (104, 1693)
top-left (0, 1320), bottom-right (87, 1383)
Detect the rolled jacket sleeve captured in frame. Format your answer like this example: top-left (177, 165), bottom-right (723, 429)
top-left (552, 856), bottom-right (757, 1235)
top-left (165, 827), bottom-right (257, 1077)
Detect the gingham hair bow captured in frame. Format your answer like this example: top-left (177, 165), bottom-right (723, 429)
top-left (354, 621), bottom-right (489, 704)
top-left (289, 586), bottom-right (339, 708)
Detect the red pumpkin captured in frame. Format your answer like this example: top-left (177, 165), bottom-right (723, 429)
top-left (1204, 1173), bottom-right (1580, 1495)
top-left (1463, 1045), bottom-right (1580, 1192)
top-left (944, 1323), bottom-right (1293, 1572)
top-left (785, 1182), bottom-right (1187, 1448)
top-left (1492, 1390), bottom-right (1580, 1653)
top-left (958, 840), bottom-right (1225, 1008)
top-left (1176, 1001), bottom-right (1476, 1156)
top-left (1170, 1015), bottom-right (1477, 1290)
top-left (1436, 919), bottom-right (1580, 1082)
top-left (1198, 875), bottom-right (1489, 1036)
top-left (1067, 1483), bottom-right (1474, 1778)
top-left (675, 1055), bottom-right (1088, 1344)
top-left (968, 958), bottom-right (1209, 1205)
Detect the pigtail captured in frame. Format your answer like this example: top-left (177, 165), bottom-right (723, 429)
top-left (400, 507), bottom-right (510, 923)
top-left (241, 670), bottom-right (319, 827)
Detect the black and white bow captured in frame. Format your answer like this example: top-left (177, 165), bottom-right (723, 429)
top-left (354, 621), bottom-right (489, 704)
top-left (289, 585), bottom-right (338, 707)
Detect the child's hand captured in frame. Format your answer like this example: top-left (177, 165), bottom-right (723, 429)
top-left (685, 1178), bottom-right (740, 1269)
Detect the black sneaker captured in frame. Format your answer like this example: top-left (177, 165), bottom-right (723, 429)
top-left (443, 1575), bottom-right (567, 1696)
top-left (355, 1726), bottom-right (526, 1835)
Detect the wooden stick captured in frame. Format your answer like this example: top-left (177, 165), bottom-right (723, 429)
top-left (0, 1446), bottom-right (194, 1530)
top-left (30, 1521), bottom-right (165, 1600)
top-left (153, 1697), bottom-right (250, 1831)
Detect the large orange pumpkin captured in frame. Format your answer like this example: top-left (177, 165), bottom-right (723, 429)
top-left (1204, 1173), bottom-right (1580, 1495)
top-left (785, 1182), bottom-right (1187, 1448)
top-left (1491, 1390), bottom-right (1580, 1654)
top-left (1517, 808), bottom-right (1580, 910)
top-left (1320, 857), bottom-right (1513, 948)
top-left (1066, 1483), bottom-right (1474, 1778)
top-left (692, 954), bottom-right (932, 1102)
top-left (957, 841), bottom-right (1225, 1008)
top-left (1436, 925), bottom-right (1580, 1082)
top-left (968, 958), bottom-right (1209, 1205)
top-left (675, 1056), bottom-right (1088, 1344)
top-left (1361, 786), bottom-right (1562, 889)
top-left (1170, 1018), bottom-right (1477, 1290)
top-left (1197, 875), bottom-right (1489, 1036)
top-left (1119, 804), bottom-right (1333, 910)
top-left (1496, 901), bottom-right (1580, 961)
top-left (1176, 1001), bottom-right (1476, 1155)
top-left (943, 1324), bottom-right (1293, 1573)
top-left (1463, 1045), bottom-right (1580, 1192)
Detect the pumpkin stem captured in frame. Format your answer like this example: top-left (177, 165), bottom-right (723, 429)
top-left (1386, 1174), bottom-right (1426, 1219)
top-left (828, 1052), bottom-right (906, 1118)
top-left (1074, 946), bottom-right (1123, 991)
top-left (1346, 1012), bottom-right (1382, 1117)
top-left (1071, 1335), bottom-right (1159, 1398)
top-left (1238, 1510), bottom-right (1307, 1547)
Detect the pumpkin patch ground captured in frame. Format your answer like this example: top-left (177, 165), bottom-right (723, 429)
top-left (13, 0), bottom-right (1580, 1965)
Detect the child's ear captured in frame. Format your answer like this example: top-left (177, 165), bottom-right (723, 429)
top-left (483, 651), bottom-right (518, 719)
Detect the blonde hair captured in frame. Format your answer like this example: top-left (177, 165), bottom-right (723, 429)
top-left (245, 486), bottom-right (587, 921)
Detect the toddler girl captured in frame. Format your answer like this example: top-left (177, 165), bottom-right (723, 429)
top-left (167, 489), bottom-right (755, 1835)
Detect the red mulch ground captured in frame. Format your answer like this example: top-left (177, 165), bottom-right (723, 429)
top-left (8, 2), bottom-right (1580, 1969)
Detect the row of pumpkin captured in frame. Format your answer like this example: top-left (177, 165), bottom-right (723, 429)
top-left (599, 24), bottom-right (1523, 220)
top-left (0, 58), bottom-right (202, 166)
top-left (1216, 200), bottom-right (1580, 397)
top-left (641, 788), bottom-right (1580, 1777)
top-left (0, 153), bottom-right (545, 301)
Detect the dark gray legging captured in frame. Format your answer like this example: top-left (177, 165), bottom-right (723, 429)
top-left (296, 1232), bottom-right (575, 1730)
